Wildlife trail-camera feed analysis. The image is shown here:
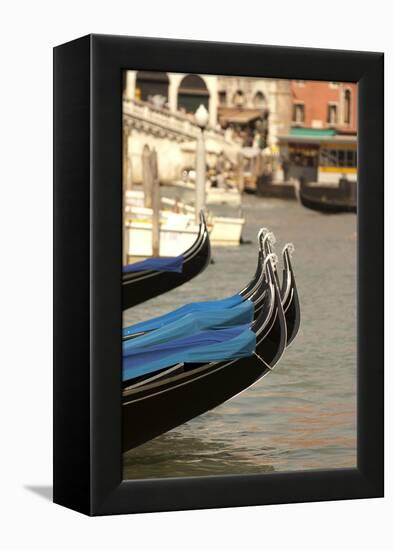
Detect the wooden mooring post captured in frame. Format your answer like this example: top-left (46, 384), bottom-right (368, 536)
top-left (141, 145), bottom-right (160, 257)
top-left (150, 149), bottom-right (160, 257)
top-left (142, 144), bottom-right (152, 209)
top-left (122, 123), bottom-right (130, 266)
top-left (236, 152), bottom-right (245, 192)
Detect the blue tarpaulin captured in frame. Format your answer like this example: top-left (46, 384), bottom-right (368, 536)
top-left (123, 255), bottom-right (184, 274)
top-left (122, 324), bottom-right (256, 381)
top-left (122, 293), bottom-right (244, 337)
top-left (123, 301), bottom-right (254, 354)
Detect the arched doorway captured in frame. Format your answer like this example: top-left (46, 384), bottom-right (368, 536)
top-left (135, 71), bottom-right (169, 104)
top-left (178, 74), bottom-right (209, 114)
top-left (253, 91), bottom-right (266, 109)
top-left (233, 90), bottom-right (245, 107)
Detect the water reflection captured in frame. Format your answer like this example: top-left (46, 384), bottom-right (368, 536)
top-left (123, 431), bottom-right (275, 479)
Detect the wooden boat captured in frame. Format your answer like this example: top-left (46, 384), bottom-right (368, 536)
top-left (295, 180), bottom-right (357, 214)
top-left (122, 212), bottom-right (210, 310)
top-left (122, 255), bottom-right (287, 451)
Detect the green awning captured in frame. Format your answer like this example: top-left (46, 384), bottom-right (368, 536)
top-left (290, 127), bottom-right (336, 137)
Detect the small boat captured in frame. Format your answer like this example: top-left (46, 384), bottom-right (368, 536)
top-left (126, 191), bottom-right (245, 247)
top-left (171, 179), bottom-right (242, 207)
top-left (295, 180), bottom-right (357, 214)
top-left (122, 254), bottom-right (287, 451)
top-left (209, 215), bottom-right (245, 246)
top-left (125, 207), bottom-right (199, 258)
top-left (122, 212), bottom-right (210, 310)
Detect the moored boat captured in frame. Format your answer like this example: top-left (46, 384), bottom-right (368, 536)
top-left (295, 180), bottom-right (357, 214)
top-left (122, 212), bottom-right (210, 310)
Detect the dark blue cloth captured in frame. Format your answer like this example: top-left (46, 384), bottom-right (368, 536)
top-left (123, 255), bottom-right (184, 274)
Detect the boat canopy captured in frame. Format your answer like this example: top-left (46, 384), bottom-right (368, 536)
top-left (122, 324), bottom-right (256, 382)
top-left (123, 255), bottom-right (184, 274)
top-left (122, 293), bottom-right (244, 337)
top-left (123, 301), bottom-right (254, 353)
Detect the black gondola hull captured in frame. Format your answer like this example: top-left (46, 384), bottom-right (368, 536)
top-left (122, 353), bottom-right (271, 451)
top-left (282, 249), bottom-right (301, 346)
top-left (299, 185), bottom-right (356, 214)
top-left (122, 232), bottom-right (210, 310)
top-left (122, 279), bottom-right (287, 452)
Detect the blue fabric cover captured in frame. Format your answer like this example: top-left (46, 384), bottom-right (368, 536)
top-left (123, 301), bottom-right (254, 354)
top-left (122, 325), bottom-right (256, 381)
top-left (122, 293), bottom-right (243, 337)
top-left (123, 255), bottom-right (184, 274)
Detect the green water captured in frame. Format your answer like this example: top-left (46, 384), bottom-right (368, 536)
top-left (123, 195), bottom-right (357, 479)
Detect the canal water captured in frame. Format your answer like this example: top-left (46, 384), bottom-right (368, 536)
top-left (123, 194), bottom-right (357, 479)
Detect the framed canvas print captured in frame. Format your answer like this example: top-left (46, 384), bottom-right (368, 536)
top-left (53, 34), bottom-right (384, 515)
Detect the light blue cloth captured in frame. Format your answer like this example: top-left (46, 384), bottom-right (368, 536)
top-left (123, 301), bottom-right (254, 354)
top-left (122, 293), bottom-right (244, 337)
top-left (123, 255), bottom-right (184, 274)
top-left (122, 325), bottom-right (256, 381)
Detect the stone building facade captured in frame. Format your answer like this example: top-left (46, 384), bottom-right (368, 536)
top-left (123, 71), bottom-right (292, 147)
top-left (216, 76), bottom-right (292, 146)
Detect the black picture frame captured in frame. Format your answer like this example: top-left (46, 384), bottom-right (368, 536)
top-left (53, 34), bottom-right (384, 516)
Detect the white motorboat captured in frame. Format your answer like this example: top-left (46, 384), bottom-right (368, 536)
top-left (124, 190), bottom-right (245, 258)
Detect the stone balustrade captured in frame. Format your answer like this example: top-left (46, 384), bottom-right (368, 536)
top-left (123, 98), bottom-right (241, 183)
top-left (123, 98), bottom-right (238, 147)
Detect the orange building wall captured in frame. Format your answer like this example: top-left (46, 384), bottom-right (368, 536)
top-left (291, 81), bottom-right (357, 133)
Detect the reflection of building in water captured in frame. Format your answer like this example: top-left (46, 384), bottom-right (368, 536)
top-left (277, 81), bottom-right (358, 184)
top-left (123, 71), bottom-right (292, 147)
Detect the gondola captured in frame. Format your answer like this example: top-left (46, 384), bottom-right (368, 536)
top-left (295, 180), bottom-right (357, 214)
top-left (122, 228), bottom-right (298, 378)
top-left (122, 240), bottom-right (273, 379)
top-left (122, 254), bottom-right (287, 451)
top-left (122, 230), bottom-right (298, 384)
top-left (122, 211), bottom-right (211, 310)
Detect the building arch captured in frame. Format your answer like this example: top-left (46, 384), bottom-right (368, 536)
top-left (177, 74), bottom-right (210, 114)
top-left (233, 90), bottom-right (245, 107)
top-left (253, 91), bottom-right (266, 109)
top-left (135, 71), bottom-right (169, 104)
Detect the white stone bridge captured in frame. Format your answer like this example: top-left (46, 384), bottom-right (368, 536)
top-left (123, 98), bottom-right (241, 186)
